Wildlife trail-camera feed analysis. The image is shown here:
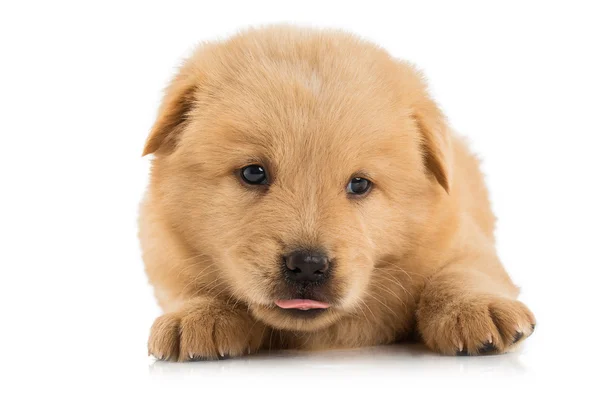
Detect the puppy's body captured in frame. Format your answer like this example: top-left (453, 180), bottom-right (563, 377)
top-left (140, 27), bottom-right (534, 360)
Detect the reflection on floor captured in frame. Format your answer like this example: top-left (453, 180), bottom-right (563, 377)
top-left (148, 342), bottom-right (530, 380)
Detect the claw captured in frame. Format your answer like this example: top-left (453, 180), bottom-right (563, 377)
top-left (513, 331), bottom-right (524, 344)
top-left (456, 348), bottom-right (469, 356)
top-left (478, 341), bottom-right (496, 354)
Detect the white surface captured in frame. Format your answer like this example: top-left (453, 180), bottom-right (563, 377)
top-left (1, 1), bottom-right (599, 398)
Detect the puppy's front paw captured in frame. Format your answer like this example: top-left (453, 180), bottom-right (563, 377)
top-left (148, 300), bottom-right (266, 361)
top-left (418, 295), bottom-right (536, 356)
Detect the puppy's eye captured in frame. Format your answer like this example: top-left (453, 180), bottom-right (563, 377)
top-left (346, 177), bottom-right (372, 196)
top-left (240, 164), bottom-right (268, 185)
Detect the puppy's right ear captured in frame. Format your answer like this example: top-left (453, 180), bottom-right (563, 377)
top-left (142, 65), bottom-right (198, 156)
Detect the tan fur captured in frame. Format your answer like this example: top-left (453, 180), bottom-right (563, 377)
top-left (140, 26), bottom-right (535, 361)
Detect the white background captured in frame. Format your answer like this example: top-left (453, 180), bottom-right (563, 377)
top-left (1, 1), bottom-right (599, 398)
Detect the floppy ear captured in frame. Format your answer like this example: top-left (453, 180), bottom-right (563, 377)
top-left (396, 61), bottom-right (452, 193)
top-left (413, 93), bottom-right (453, 193)
top-left (142, 65), bottom-right (198, 156)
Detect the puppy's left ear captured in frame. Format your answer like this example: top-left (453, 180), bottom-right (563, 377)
top-left (142, 62), bottom-right (199, 156)
top-left (400, 63), bottom-right (453, 193)
top-left (413, 93), bottom-right (453, 193)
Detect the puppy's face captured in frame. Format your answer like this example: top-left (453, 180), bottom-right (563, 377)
top-left (145, 28), bottom-right (450, 331)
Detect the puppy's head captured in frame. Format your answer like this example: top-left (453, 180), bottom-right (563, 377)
top-left (144, 27), bottom-right (451, 331)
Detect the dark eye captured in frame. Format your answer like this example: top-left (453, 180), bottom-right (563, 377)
top-left (346, 177), bottom-right (372, 195)
top-left (240, 164), bottom-right (268, 185)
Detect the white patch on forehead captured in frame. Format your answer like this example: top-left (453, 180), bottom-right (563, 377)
top-left (303, 71), bottom-right (322, 95)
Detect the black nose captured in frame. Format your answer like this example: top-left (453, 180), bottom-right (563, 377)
top-left (283, 250), bottom-right (330, 283)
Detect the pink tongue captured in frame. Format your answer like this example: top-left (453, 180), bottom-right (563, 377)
top-left (275, 299), bottom-right (330, 310)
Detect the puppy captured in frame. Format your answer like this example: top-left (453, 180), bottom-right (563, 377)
top-left (140, 26), bottom-right (535, 361)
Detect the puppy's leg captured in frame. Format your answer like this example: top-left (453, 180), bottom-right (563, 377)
top-left (148, 297), bottom-right (268, 361)
top-left (416, 253), bottom-right (535, 356)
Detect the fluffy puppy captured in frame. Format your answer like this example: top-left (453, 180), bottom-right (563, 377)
top-left (140, 26), bottom-right (535, 361)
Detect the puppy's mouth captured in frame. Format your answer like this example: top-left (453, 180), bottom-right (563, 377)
top-left (275, 299), bottom-right (330, 310)
top-left (274, 298), bottom-right (331, 318)
top-left (250, 294), bottom-right (339, 330)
